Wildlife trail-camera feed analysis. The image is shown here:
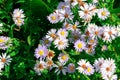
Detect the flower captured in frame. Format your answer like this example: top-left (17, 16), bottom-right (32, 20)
top-left (54, 62), bottom-right (67, 75)
top-left (57, 2), bottom-right (69, 10)
top-left (34, 60), bottom-right (46, 75)
top-left (40, 37), bottom-right (51, 47)
top-left (46, 29), bottom-right (57, 41)
top-left (0, 36), bottom-right (12, 50)
top-left (102, 74), bottom-right (117, 80)
top-left (54, 38), bottom-right (68, 50)
top-left (0, 53), bottom-right (12, 66)
top-left (93, 58), bottom-right (105, 72)
top-left (100, 58), bottom-right (116, 76)
top-left (47, 50), bottom-right (55, 59)
top-left (74, 40), bottom-right (86, 52)
top-left (84, 65), bottom-right (95, 75)
top-left (67, 63), bottom-right (75, 73)
top-left (58, 53), bottom-right (69, 63)
top-left (46, 59), bottom-right (54, 70)
top-left (77, 59), bottom-right (94, 75)
top-left (62, 21), bottom-right (72, 30)
top-left (57, 28), bottom-right (68, 38)
top-left (97, 8), bottom-right (110, 20)
top-left (34, 45), bottom-right (48, 59)
top-left (47, 12), bottom-right (60, 24)
top-left (78, 3), bottom-right (96, 22)
top-left (69, 30), bottom-right (81, 43)
top-left (70, 21), bottom-right (81, 31)
top-left (13, 8), bottom-right (25, 26)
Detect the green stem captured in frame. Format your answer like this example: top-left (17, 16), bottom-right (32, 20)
top-left (83, 74), bottom-right (91, 80)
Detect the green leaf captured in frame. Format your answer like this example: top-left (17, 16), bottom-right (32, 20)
top-left (110, 8), bottom-right (120, 13)
top-left (27, 35), bottom-right (31, 46)
top-left (47, 0), bottom-right (51, 3)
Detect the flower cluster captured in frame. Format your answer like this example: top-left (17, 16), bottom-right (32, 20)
top-left (13, 8), bottom-right (25, 26)
top-left (33, 0), bottom-right (119, 79)
top-left (0, 53), bottom-right (12, 75)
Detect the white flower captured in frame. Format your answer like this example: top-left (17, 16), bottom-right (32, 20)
top-left (102, 74), bottom-right (117, 80)
top-left (13, 8), bottom-right (25, 26)
top-left (64, 0), bottom-right (78, 7)
top-left (69, 30), bottom-right (81, 43)
top-left (57, 8), bottom-right (74, 22)
top-left (100, 58), bottom-right (116, 77)
top-left (13, 8), bottom-right (25, 19)
top-left (78, 3), bottom-right (96, 21)
top-left (13, 18), bottom-right (24, 27)
top-left (70, 21), bottom-right (81, 31)
top-left (54, 38), bottom-right (68, 50)
top-left (74, 40), bottom-right (86, 52)
top-left (47, 12), bottom-right (60, 24)
top-left (57, 2), bottom-right (69, 10)
top-left (62, 21), bottom-right (72, 30)
top-left (93, 58), bottom-right (105, 72)
top-left (58, 53), bottom-right (69, 63)
top-left (0, 53), bottom-right (12, 66)
top-left (102, 26), bottom-right (117, 42)
top-left (57, 28), bottom-right (68, 38)
top-left (97, 8), bottom-right (110, 20)
top-left (84, 65), bottom-right (95, 75)
top-left (46, 29), bottom-right (57, 41)
top-left (40, 37), bottom-right (51, 47)
top-left (77, 59), bottom-right (90, 74)
top-left (54, 62), bottom-right (67, 75)
top-left (34, 60), bottom-right (46, 75)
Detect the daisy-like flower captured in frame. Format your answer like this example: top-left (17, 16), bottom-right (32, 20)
top-left (85, 47), bottom-right (95, 55)
top-left (78, 3), bottom-right (96, 21)
top-left (100, 58), bottom-right (116, 77)
top-left (97, 8), bottom-right (110, 20)
top-left (46, 29), bottom-right (57, 41)
top-left (67, 63), bottom-right (75, 73)
top-left (84, 64), bottom-right (95, 75)
top-left (0, 36), bottom-right (12, 50)
top-left (93, 58), bottom-right (105, 72)
top-left (58, 8), bottom-right (74, 22)
top-left (69, 30), bottom-right (81, 43)
top-left (70, 21), bottom-right (81, 31)
top-left (57, 2), bottom-right (69, 10)
top-left (0, 53), bottom-right (12, 66)
top-left (102, 26), bottom-right (117, 42)
top-left (40, 37), bottom-right (51, 47)
top-left (54, 62), bottom-right (67, 75)
top-left (54, 38), bottom-right (68, 50)
top-left (34, 60), bottom-right (46, 75)
top-left (0, 62), bottom-right (4, 69)
top-left (58, 53), bottom-right (69, 63)
top-left (34, 45), bottom-right (48, 59)
top-left (46, 50), bottom-right (55, 60)
top-left (77, 59), bottom-right (94, 75)
top-left (63, 21), bottom-right (72, 30)
top-left (47, 12), bottom-right (60, 24)
top-left (74, 40), bottom-right (86, 52)
top-left (13, 8), bottom-right (25, 26)
top-left (64, 0), bottom-right (78, 7)
top-left (57, 28), bottom-right (68, 38)
top-left (102, 74), bottom-right (117, 80)
top-left (101, 45), bottom-right (108, 51)
top-left (46, 59), bottom-right (54, 70)
top-left (13, 8), bottom-right (25, 18)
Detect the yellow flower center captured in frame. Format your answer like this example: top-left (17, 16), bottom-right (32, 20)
top-left (38, 50), bottom-right (44, 56)
top-left (0, 39), bottom-right (4, 43)
top-left (77, 43), bottom-right (83, 49)
top-left (101, 11), bottom-right (106, 16)
top-left (51, 16), bottom-right (56, 20)
top-left (72, 25), bottom-right (77, 29)
top-left (18, 19), bottom-right (22, 23)
top-left (87, 67), bottom-right (91, 72)
top-left (61, 55), bottom-right (67, 60)
top-left (60, 31), bottom-right (65, 36)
